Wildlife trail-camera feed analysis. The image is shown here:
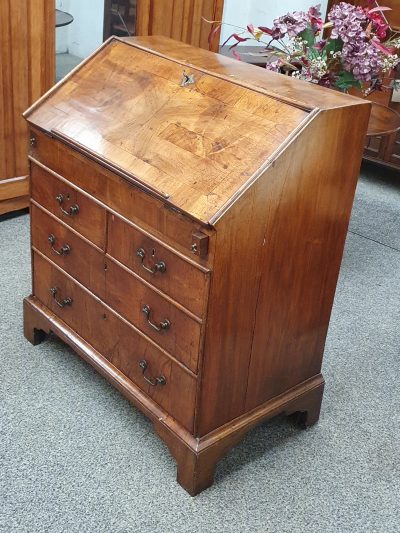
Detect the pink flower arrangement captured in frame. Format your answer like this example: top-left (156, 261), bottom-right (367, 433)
top-left (208, 2), bottom-right (400, 94)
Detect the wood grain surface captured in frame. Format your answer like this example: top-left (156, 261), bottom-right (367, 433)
top-left (29, 131), bottom-right (216, 265)
top-left (31, 203), bottom-right (106, 300)
top-left (25, 38), bottom-right (309, 224)
top-left (0, 0), bottom-right (54, 214)
top-left (32, 252), bottom-right (196, 431)
top-left (24, 36), bottom-right (371, 494)
top-left (107, 212), bottom-right (211, 317)
top-left (196, 103), bottom-right (370, 436)
top-left (136, 0), bottom-right (224, 52)
top-left (105, 257), bottom-right (203, 373)
top-left (31, 163), bottom-right (107, 249)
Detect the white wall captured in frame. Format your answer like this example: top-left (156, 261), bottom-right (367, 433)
top-left (56, 0), bottom-right (104, 58)
top-left (220, 0), bottom-right (328, 45)
top-left (55, 0), bottom-right (69, 54)
top-left (56, 0), bottom-right (329, 56)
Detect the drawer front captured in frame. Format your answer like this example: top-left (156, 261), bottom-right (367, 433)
top-left (31, 162), bottom-right (106, 249)
top-left (32, 252), bottom-right (196, 431)
top-left (108, 313), bottom-right (196, 433)
top-left (31, 204), bottom-right (106, 300)
top-left (105, 259), bottom-right (202, 373)
top-left (30, 129), bottom-right (214, 264)
top-left (107, 213), bottom-right (210, 317)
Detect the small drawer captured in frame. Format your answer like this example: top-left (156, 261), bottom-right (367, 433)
top-left (31, 204), bottom-right (106, 299)
top-left (31, 162), bottom-right (106, 249)
top-left (105, 258), bottom-right (202, 374)
top-left (107, 213), bottom-right (210, 317)
top-left (29, 128), bottom-right (215, 265)
top-left (108, 313), bottom-right (196, 433)
top-left (32, 251), bottom-right (196, 432)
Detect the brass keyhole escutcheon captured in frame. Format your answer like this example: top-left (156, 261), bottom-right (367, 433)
top-left (180, 71), bottom-right (195, 87)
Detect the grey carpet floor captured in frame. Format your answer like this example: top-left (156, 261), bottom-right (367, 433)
top-left (56, 53), bottom-right (82, 83)
top-left (1, 162), bottom-right (399, 533)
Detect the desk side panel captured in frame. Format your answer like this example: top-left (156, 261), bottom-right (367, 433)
top-left (196, 103), bottom-right (371, 436)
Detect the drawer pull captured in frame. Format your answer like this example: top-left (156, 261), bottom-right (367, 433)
top-left (50, 287), bottom-right (73, 308)
top-left (138, 359), bottom-right (166, 386)
top-left (48, 234), bottom-right (71, 256)
top-left (142, 304), bottom-right (170, 332)
top-left (55, 194), bottom-right (80, 217)
top-left (136, 248), bottom-right (166, 275)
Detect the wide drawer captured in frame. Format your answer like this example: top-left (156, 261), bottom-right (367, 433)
top-left (31, 162), bottom-right (106, 249)
top-left (105, 258), bottom-right (202, 374)
top-left (31, 203), bottom-right (106, 300)
top-left (32, 251), bottom-right (196, 432)
top-left (107, 213), bottom-right (210, 317)
top-left (29, 129), bottom-right (214, 264)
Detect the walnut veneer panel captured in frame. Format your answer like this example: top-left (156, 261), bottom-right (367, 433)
top-left (29, 130), bottom-right (215, 266)
top-left (0, 0), bottom-right (54, 214)
top-left (196, 105), bottom-right (371, 435)
top-left (107, 213), bottom-right (210, 317)
top-left (32, 251), bottom-right (196, 431)
top-left (24, 38), bottom-right (309, 224)
top-left (31, 163), bottom-right (107, 249)
top-left (31, 204), bottom-right (106, 300)
top-left (125, 36), bottom-right (368, 111)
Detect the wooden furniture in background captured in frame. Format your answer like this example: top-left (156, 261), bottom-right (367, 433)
top-left (23, 36), bottom-right (370, 495)
top-left (103, 0), bottom-right (224, 51)
top-left (384, 0), bottom-right (400, 29)
top-left (103, 0), bottom-right (137, 39)
top-left (0, 0), bottom-right (54, 216)
top-left (136, 0), bottom-right (224, 51)
top-left (364, 115), bottom-right (400, 169)
top-left (327, 0), bottom-right (400, 170)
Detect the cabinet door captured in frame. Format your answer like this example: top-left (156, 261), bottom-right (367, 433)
top-left (0, 0), bottom-right (54, 215)
top-left (136, 0), bottom-right (223, 52)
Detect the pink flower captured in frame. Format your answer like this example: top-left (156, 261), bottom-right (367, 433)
top-left (266, 60), bottom-right (282, 72)
top-left (308, 5), bottom-right (323, 32)
top-left (272, 11), bottom-right (308, 38)
top-left (367, 11), bottom-right (389, 40)
top-left (328, 3), bottom-right (367, 42)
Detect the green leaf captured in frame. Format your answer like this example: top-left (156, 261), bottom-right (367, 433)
top-left (299, 26), bottom-right (316, 47)
top-left (335, 71), bottom-right (362, 90)
top-left (307, 47), bottom-right (319, 60)
top-left (324, 37), bottom-right (343, 56)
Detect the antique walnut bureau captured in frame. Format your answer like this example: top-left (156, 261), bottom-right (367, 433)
top-left (23, 36), bottom-right (370, 495)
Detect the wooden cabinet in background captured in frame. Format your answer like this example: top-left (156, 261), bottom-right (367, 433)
top-left (0, 0), bottom-right (55, 216)
top-left (136, 0), bottom-right (223, 51)
top-left (103, 0), bottom-right (138, 39)
top-left (103, 0), bottom-right (224, 52)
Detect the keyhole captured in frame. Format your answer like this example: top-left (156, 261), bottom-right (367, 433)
top-left (152, 248), bottom-right (156, 257)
